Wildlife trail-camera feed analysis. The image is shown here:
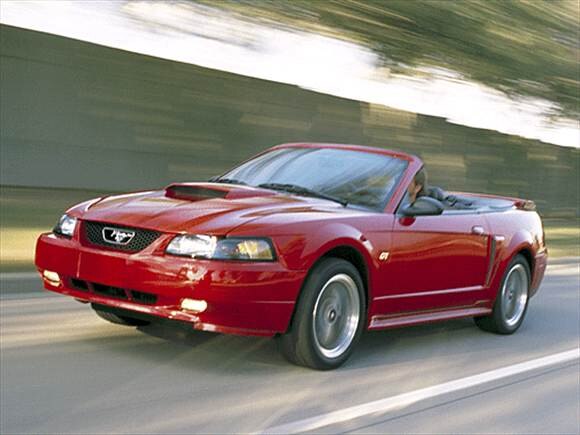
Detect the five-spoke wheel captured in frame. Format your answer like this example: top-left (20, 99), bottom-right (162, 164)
top-left (475, 254), bottom-right (531, 334)
top-left (279, 258), bottom-right (365, 370)
top-left (312, 273), bottom-right (361, 359)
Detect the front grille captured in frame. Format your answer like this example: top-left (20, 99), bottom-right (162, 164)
top-left (83, 221), bottom-right (161, 252)
top-left (93, 283), bottom-right (128, 299)
top-left (130, 290), bottom-right (157, 305)
top-left (68, 279), bottom-right (158, 305)
top-left (70, 278), bottom-right (89, 291)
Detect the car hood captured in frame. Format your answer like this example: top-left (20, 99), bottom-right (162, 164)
top-left (78, 183), bottom-right (348, 234)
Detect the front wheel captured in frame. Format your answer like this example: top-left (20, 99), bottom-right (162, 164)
top-left (278, 258), bottom-right (365, 370)
top-left (475, 255), bottom-right (530, 334)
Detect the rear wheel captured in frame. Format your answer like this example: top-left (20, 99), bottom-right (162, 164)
top-left (475, 255), bottom-right (530, 334)
top-left (278, 258), bottom-right (365, 370)
top-left (93, 308), bottom-right (150, 327)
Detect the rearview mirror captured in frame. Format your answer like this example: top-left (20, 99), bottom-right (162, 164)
top-left (400, 196), bottom-right (444, 217)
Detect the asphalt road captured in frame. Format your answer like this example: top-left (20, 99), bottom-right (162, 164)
top-left (1, 261), bottom-right (578, 434)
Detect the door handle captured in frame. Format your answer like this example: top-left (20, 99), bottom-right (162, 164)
top-left (471, 226), bottom-right (485, 235)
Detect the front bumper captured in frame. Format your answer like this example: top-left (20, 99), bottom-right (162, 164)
top-left (35, 233), bottom-right (306, 336)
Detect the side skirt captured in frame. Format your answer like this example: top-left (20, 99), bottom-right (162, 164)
top-left (368, 306), bottom-right (492, 330)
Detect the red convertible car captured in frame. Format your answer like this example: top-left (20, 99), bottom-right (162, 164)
top-left (36, 143), bottom-right (548, 369)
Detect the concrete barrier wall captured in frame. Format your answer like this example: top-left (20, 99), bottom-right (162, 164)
top-left (1, 25), bottom-right (578, 216)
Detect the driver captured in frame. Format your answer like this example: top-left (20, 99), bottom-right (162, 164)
top-left (407, 168), bottom-right (428, 204)
top-left (407, 168), bottom-right (473, 209)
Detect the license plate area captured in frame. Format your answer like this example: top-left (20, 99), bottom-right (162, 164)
top-left (78, 250), bottom-right (128, 289)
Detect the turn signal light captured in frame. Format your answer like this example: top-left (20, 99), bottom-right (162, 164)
top-left (181, 298), bottom-right (207, 313)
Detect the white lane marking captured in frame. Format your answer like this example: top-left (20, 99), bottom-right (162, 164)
top-left (263, 349), bottom-right (580, 434)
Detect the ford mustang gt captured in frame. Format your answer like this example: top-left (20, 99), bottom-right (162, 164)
top-left (35, 143), bottom-right (548, 369)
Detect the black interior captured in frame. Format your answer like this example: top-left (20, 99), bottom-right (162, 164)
top-left (423, 186), bottom-right (515, 213)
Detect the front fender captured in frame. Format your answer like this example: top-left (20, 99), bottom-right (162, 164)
top-left (282, 223), bottom-right (375, 269)
top-left (229, 214), bottom-right (392, 303)
top-left (279, 223), bottom-right (378, 304)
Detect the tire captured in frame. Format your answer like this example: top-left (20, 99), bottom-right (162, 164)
top-left (93, 308), bottom-right (150, 327)
top-left (278, 258), bottom-right (365, 370)
top-left (475, 254), bottom-right (531, 334)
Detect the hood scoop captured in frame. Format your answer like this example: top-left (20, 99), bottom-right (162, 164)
top-left (165, 183), bottom-right (276, 202)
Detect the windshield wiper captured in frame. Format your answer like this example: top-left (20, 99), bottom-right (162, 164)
top-left (258, 183), bottom-right (348, 207)
top-left (208, 177), bottom-right (247, 185)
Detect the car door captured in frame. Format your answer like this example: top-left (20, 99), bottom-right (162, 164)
top-left (373, 211), bottom-right (491, 314)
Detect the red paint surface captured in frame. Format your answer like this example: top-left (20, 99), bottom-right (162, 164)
top-left (35, 143), bottom-right (547, 336)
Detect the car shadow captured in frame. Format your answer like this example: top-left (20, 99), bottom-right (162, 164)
top-left (98, 283), bottom-right (579, 374)
top-left (126, 316), bottom-right (481, 372)
top-left (132, 320), bottom-right (289, 370)
top-left (345, 318), bottom-right (478, 371)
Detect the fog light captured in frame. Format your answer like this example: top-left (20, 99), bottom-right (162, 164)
top-left (43, 270), bottom-right (61, 285)
top-left (181, 298), bottom-right (207, 313)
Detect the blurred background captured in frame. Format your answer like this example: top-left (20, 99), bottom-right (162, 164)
top-left (0, 0), bottom-right (578, 272)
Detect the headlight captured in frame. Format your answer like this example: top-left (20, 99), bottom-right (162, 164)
top-left (166, 235), bottom-right (275, 261)
top-left (166, 235), bottom-right (217, 258)
top-left (53, 214), bottom-right (78, 237)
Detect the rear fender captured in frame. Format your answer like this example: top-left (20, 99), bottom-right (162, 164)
top-left (488, 229), bottom-right (534, 300)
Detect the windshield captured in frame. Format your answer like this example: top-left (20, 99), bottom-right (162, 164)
top-left (219, 147), bottom-right (408, 210)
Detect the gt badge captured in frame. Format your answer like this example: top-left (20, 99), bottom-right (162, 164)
top-left (379, 251), bottom-right (390, 261)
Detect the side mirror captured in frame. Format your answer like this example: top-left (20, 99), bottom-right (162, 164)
top-left (401, 196), bottom-right (444, 217)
